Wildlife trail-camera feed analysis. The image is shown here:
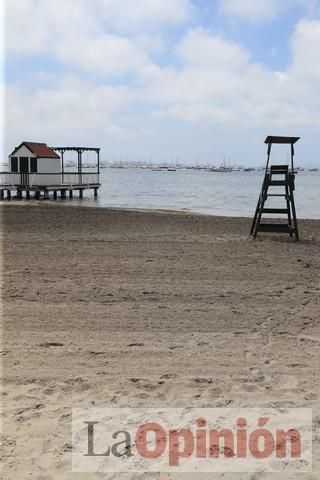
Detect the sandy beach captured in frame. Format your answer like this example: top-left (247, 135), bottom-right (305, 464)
top-left (1, 204), bottom-right (320, 479)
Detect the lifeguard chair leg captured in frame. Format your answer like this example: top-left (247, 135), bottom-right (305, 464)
top-left (289, 185), bottom-right (299, 241)
top-left (285, 184), bottom-right (293, 237)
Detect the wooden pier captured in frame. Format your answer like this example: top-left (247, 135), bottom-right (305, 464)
top-left (0, 185), bottom-right (100, 200)
top-left (1, 144), bottom-right (101, 201)
top-left (0, 173), bottom-right (100, 200)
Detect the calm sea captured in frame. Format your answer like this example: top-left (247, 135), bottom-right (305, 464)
top-left (66, 168), bottom-right (320, 219)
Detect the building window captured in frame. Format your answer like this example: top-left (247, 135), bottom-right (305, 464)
top-left (11, 157), bottom-right (18, 172)
top-left (30, 158), bottom-right (38, 173)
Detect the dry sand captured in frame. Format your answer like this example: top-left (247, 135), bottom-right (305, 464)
top-left (1, 204), bottom-right (320, 479)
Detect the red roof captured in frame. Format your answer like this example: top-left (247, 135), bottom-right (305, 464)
top-left (11, 142), bottom-right (60, 159)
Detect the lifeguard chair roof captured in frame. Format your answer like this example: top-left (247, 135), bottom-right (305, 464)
top-left (265, 136), bottom-right (300, 145)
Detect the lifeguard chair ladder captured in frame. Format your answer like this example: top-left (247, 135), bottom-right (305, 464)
top-left (250, 136), bottom-right (300, 241)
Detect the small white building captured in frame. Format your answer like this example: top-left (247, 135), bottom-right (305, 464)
top-left (9, 141), bottom-right (61, 186)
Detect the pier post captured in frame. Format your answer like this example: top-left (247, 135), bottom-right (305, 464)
top-left (53, 191), bottom-right (57, 199)
top-left (61, 190), bottom-right (66, 199)
top-left (94, 188), bottom-right (98, 198)
top-left (69, 190), bottom-right (73, 199)
top-left (26, 190), bottom-right (30, 200)
top-left (79, 189), bottom-right (83, 199)
top-left (44, 190), bottom-right (49, 200)
top-left (7, 190), bottom-right (11, 199)
top-left (35, 191), bottom-right (40, 199)
top-left (0, 190), bottom-right (4, 200)
top-left (17, 189), bottom-right (22, 199)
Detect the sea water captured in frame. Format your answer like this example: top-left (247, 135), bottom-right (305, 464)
top-left (66, 168), bottom-right (320, 219)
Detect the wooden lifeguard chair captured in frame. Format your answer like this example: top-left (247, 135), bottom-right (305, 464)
top-left (250, 136), bottom-right (300, 241)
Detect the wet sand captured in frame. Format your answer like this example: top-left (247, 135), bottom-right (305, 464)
top-left (1, 204), bottom-right (320, 479)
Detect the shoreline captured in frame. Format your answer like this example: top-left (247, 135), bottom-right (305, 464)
top-left (1, 201), bottom-right (320, 221)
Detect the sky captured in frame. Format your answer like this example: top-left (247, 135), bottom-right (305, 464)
top-left (2, 0), bottom-right (320, 166)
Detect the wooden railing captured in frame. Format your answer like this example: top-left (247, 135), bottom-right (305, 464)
top-left (0, 172), bottom-right (100, 187)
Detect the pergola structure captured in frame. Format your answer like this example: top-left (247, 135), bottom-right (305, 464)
top-left (51, 146), bottom-right (100, 175)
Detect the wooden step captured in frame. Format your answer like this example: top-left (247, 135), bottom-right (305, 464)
top-left (270, 165), bottom-right (289, 171)
top-left (268, 180), bottom-right (288, 186)
top-left (270, 170), bottom-right (288, 175)
top-left (257, 223), bottom-right (293, 233)
top-left (267, 193), bottom-right (288, 198)
top-left (262, 208), bottom-right (289, 214)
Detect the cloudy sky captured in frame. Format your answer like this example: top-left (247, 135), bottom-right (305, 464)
top-left (3, 0), bottom-right (320, 165)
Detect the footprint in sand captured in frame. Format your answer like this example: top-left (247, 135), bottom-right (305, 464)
top-left (209, 387), bottom-right (223, 396)
top-left (1, 435), bottom-right (16, 456)
top-left (193, 378), bottom-right (213, 385)
top-left (304, 392), bottom-right (318, 401)
top-left (0, 350), bottom-right (10, 356)
top-left (15, 404), bottom-right (45, 421)
top-left (160, 373), bottom-right (177, 379)
top-left (129, 378), bottom-right (158, 391)
top-left (136, 393), bottom-right (149, 399)
top-left (65, 377), bottom-right (91, 392)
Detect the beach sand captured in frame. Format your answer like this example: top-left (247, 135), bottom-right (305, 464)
top-left (1, 204), bottom-right (320, 479)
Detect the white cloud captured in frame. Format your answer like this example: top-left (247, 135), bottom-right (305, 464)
top-left (3, 2), bottom-right (320, 158)
top-left (176, 28), bottom-right (250, 69)
top-left (5, 18), bottom-right (320, 151)
top-left (5, 0), bottom-right (155, 77)
top-left (0, 0), bottom-right (4, 59)
top-left (98, 0), bottom-right (193, 31)
top-left (5, 0), bottom-right (96, 54)
top-left (133, 34), bottom-right (166, 54)
top-left (143, 25), bottom-right (320, 128)
top-left (5, 0), bottom-right (192, 57)
top-left (57, 34), bottom-right (150, 76)
top-left (6, 0), bottom-right (173, 78)
top-left (5, 78), bottom-right (138, 144)
top-left (143, 30), bottom-right (264, 107)
top-left (290, 19), bottom-right (320, 79)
